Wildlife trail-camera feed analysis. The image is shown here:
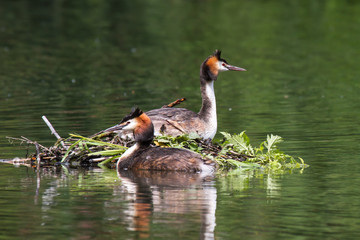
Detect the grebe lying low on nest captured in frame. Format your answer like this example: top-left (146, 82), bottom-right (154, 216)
top-left (104, 107), bottom-right (216, 172)
top-left (146, 50), bottom-right (246, 140)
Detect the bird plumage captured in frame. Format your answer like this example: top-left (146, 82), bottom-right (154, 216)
top-left (146, 50), bottom-right (246, 140)
top-left (104, 107), bottom-right (217, 172)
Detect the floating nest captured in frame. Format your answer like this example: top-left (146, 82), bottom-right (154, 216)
top-left (3, 99), bottom-right (306, 171)
top-left (5, 131), bottom-right (251, 169)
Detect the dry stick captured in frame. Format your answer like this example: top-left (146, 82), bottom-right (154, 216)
top-left (162, 97), bottom-right (186, 108)
top-left (6, 136), bottom-right (49, 152)
top-left (42, 116), bottom-right (68, 150)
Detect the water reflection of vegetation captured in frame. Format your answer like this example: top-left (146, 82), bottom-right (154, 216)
top-left (24, 165), bottom-right (286, 239)
top-left (217, 168), bottom-right (284, 198)
top-left (25, 166), bottom-right (218, 239)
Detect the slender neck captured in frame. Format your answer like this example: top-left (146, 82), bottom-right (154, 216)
top-left (198, 60), bottom-right (217, 121)
top-left (199, 80), bottom-right (216, 121)
top-left (197, 61), bottom-right (218, 139)
top-left (117, 143), bottom-right (140, 169)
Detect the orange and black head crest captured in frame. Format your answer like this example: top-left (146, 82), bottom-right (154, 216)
top-left (213, 49), bottom-right (228, 63)
top-left (120, 107), bottom-right (143, 124)
top-left (201, 49), bottom-right (245, 81)
top-left (214, 49), bottom-right (222, 60)
top-left (202, 49), bottom-right (223, 80)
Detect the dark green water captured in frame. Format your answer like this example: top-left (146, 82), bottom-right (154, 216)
top-left (1, 0), bottom-right (360, 239)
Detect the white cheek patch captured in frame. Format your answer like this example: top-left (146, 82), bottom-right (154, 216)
top-left (217, 61), bottom-right (229, 72)
top-left (122, 119), bottom-right (138, 131)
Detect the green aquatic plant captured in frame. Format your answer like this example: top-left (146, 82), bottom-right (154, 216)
top-left (59, 134), bottom-right (126, 166)
top-left (153, 131), bottom-right (307, 171)
top-left (154, 132), bottom-right (203, 151)
top-left (98, 131), bottom-right (304, 170)
top-left (8, 131), bottom-right (306, 171)
top-left (218, 131), bottom-right (306, 171)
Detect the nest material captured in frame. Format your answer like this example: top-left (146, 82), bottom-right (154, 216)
top-left (6, 131), bottom-right (250, 169)
top-left (5, 100), bottom-right (304, 170)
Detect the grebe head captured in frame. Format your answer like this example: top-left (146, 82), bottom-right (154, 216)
top-left (201, 50), bottom-right (246, 81)
top-left (105, 107), bottom-right (154, 143)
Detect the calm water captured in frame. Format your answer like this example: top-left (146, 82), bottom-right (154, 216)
top-left (1, 0), bottom-right (360, 239)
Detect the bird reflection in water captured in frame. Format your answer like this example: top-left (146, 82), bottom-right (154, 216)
top-left (117, 169), bottom-right (217, 240)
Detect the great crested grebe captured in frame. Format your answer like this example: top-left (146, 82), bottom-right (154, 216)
top-left (104, 107), bottom-right (216, 172)
top-left (146, 50), bottom-right (246, 140)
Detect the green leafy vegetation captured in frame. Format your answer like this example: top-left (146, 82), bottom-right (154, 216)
top-left (8, 132), bottom-right (307, 172)
top-left (154, 131), bottom-right (307, 172)
top-left (218, 131), bottom-right (306, 171)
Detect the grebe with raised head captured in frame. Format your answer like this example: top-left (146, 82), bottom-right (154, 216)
top-left (104, 107), bottom-right (216, 172)
top-left (146, 50), bottom-right (246, 140)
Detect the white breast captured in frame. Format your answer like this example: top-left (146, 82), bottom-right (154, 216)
top-left (202, 82), bottom-right (217, 139)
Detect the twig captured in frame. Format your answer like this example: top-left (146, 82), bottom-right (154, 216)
top-left (162, 98), bottom-right (186, 108)
top-left (42, 116), bottom-right (68, 150)
top-left (6, 136), bottom-right (49, 152)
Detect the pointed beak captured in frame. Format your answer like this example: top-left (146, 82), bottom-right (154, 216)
top-left (104, 122), bottom-right (128, 132)
top-left (224, 63), bottom-right (246, 71)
